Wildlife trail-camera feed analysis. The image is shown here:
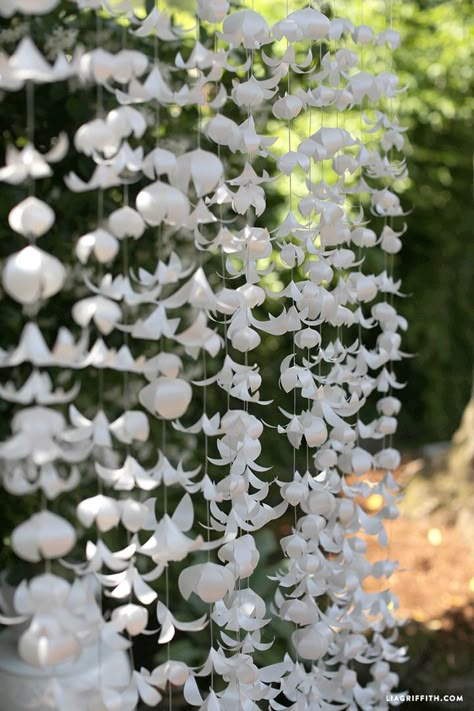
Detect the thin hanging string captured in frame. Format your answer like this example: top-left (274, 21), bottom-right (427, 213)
top-left (285, 0), bottom-right (301, 666)
top-left (333, 0), bottom-right (344, 358)
top-left (94, 9), bottom-right (105, 695)
top-left (196, 15), bottom-right (202, 150)
top-left (305, 104), bottom-right (313, 483)
top-left (118, 15), bottom-right (137, 680)
top-left (356, 0), bottom-right (365, 448)
top-left (215, 20), bottom-right (231, 412)
top-left (151, 30), bottom-right (172, 707)
top-left (317, 8), bottom-right (324, 385)
top-left (194, 7), bottom-right (215, 688)
top-left (23, 52), bottom-right (47, 554)
top-left (26, 80), bottom-right (35, 198)
top-left (384, 0), bottom-right (396, 599)
top-left (152, 25), bottom-right (172, 709)
top-left (203, 350), bottom-right (215, 689)
top-left (161, 420), bottom-right (172, 710)
top-left (285, 0), bottom-right (299, 486)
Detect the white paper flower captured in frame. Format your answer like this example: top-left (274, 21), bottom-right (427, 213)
top-left (8, 197), bottom-right (55, 238)
top-left (221, 10), bottom-right (270, 48)
top-left (108, 206), bottom-right (146, 239)
top-left (72, 295), bottom-right (122, 335)
top-left (139, 378), bottom-right (193, 420)
top-left (198, 0), bottom-right (229, 23)
top-left (0, 0), bottom-right (59, 17)
top-left (11, 511), bottom-right (76, 562)
top-left (179, 563), bottom-right (235, 603)
top-left (76, 227), bottom-right (119, 264)
top-left (136, 182), bottom-right (190, 226)
top-left (272, 8), bottom-right (330, 41)
top-left (3, 246), bottom-right (66, 304)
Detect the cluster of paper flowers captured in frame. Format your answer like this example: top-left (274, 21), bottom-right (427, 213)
top-left (0, 0), bottom-right (408, 708)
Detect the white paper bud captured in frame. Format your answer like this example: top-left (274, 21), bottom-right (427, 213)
top-left (19, 625), bottom-right (80, 668)
top-left (178, 563), bottom-right (235, 603)
top-left (352, 447), bottom-right (373, 476)
top-left (108, 206), bottom-right (146, 239)
top-left (231, 326), bottom-right (261, 352)
top-left (308, 490), bottom-right (335, 517)
top-left (292, 622), bottom-right (333, 660)
top-left (72, 295), bottom-right (121, 335)
top-left (374, 448), bottom-right (401, 470)
top-left (300, 514), bottom-right (326, 538)
top-left (295, 328), bottom-right (321, 350)
top-left (77, 494), bottom-right (121, 532)
top-left (281, 533), bottom-right (306, 558)
top-left (8, 197), bottom-right (55, 238)
top-left (282, 481), bottom-right (307, 506)
top-left (304, 417), bottom-right (328, 447)
top-left (352, 24), bottom-right (374, 44)
top-left (377, 416), bottom-right (398, 435)
top-left (272, 94), bottom-right (303, 120)
top-left (315, 448), bottom-right (338, 470)
top-left (111, 603), bottom-right (148, 636)
top-left (3, 246), bottom-right (66, 304)
top-left (351, 227), bottom-right (377, 248)
top-left (197, 0), bottom-right (229, 23)
top-left (121, 499), bottom-right (148, 533)
top-left (136, 182), bottom-right (190, 226)
top-left (308, 260), bottom-right (333, 284)
top-left (139, 378), bottom-right (192, 420)
top-left (76, 228), bottom-right (119, 264)
top-left (1, 0), bottom-right (60, 17)
top-left (222, 10), bottom-right (270, 49)
top-left (377, 396), bottom-right (401, 416)
top-left (110, 410), bottom-right (150, 444)
top-left (12, 511), bottom-right (76, 562)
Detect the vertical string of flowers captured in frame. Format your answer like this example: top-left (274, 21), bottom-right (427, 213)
top-left (0, 5), bottom-right (106, 706)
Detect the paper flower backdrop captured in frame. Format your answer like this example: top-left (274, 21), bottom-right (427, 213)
top-left (0, 0), bottom-right (408, 708)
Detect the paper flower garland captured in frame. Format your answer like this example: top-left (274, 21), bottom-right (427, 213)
top-left (0, 0), bottom-right (408, 708)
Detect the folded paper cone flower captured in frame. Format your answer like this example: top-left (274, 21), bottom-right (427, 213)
top-left (139, 378), bottom-right (192, 420)
top-left (3, 246), bottom-right (66, 304)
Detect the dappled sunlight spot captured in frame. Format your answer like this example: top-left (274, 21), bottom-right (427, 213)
top-left (427, 527), bottom-right (443, 546)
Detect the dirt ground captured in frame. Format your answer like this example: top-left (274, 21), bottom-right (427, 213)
top-left (359, 466), bottom-right (474, 708)
top-left (365, 515), bottom-right (474, 623)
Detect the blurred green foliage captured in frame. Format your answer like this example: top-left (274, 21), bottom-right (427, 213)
top-left (393, 0), bottom-right (474, 444)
